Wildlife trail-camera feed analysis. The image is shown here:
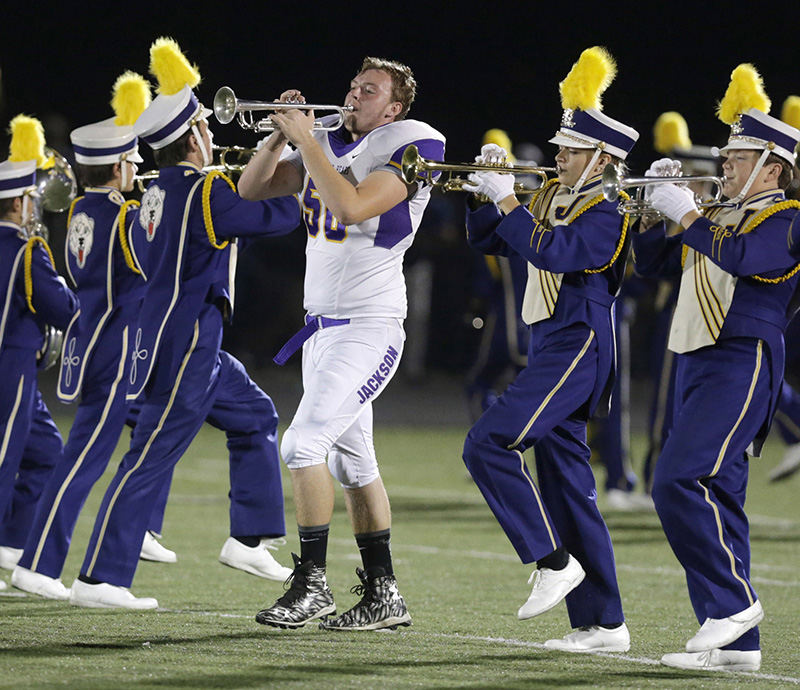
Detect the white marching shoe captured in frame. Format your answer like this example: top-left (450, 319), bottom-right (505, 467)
top-left (139, 531), bottom-right (177, 563)
top-left (606, 489), bottom-right (655, 512)
top-left (545, 623), bottom-right (630, 653)
top-left (661, 649), bottom-right (761, 672)
top-left (686, 600), bottom-right (764, 652)
top-left (69, 579), bottom-right (158, 610)
top-left (11, 566), bottom-right (70, 600)
top-left (0, 579), bottom-right (6, 591)
top-left (518, 554), bottom-right (585, 620)
top-left (0, 545), bottom-right (23, 570)
top-left (218, 537), bottom-right (293, 581)
top-left (769, 443), bottom-right (800, 482)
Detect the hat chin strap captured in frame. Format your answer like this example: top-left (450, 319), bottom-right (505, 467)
top-left (728, 148), bottom-right (771, 204)
top-left (572, 148), bottom-right (603, 193)
top-left (21, 193), bottom-right (32, 227)
top-left (191, 123), bottom-right (212, 168)
top-left (120, 156), bottom-right (129, 191)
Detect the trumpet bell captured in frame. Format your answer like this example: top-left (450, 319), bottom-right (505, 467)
top-left (214, 86), bottom-right (237, 125)
top-left (601, 164), bottom-right (622, 203)
top-left (401, 145), bottom-right (423, 185)
top-left (37, 147), bottom-right (78, 213)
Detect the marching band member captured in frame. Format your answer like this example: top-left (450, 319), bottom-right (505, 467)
top-left (239, 57), bottom-right (445, 630)
top-left (0, 116), bottom-right (79, 583)
top-left (11, 72), bottom-right (160, 600)
top-left (635, 64), bottom-right (800, 672)
top-left (459, 47), bottom-right (637, 652)
top-left (67, 38), bottom-right (299, 609)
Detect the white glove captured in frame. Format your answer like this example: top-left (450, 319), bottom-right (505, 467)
top-left (645, 158), bottom-right (683, 201)
top-left (648, 183), bottom-right (698, 224)
top-left (462, 171), bottom-right (516, 204)
top-left (475, 143), bottom-right (509, 166)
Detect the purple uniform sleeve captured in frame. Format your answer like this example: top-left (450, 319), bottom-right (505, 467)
top-left (386, 138), bottom-right (445, 184)
top-left (632, 222), bottom-right (683, 278)
top-left (465, 203), bottom-right (512, 256)
top-left (209, 178), bottom-right (300, 240)
top-left (495, 202), bottom-right (622, 273)
top-left (682, 213), bottom-right (797, 277)
top-left (29, 245), bottom-right (78, 329)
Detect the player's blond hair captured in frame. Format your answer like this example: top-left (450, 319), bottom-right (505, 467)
top-left (360, 57), bottom-right (416, 120)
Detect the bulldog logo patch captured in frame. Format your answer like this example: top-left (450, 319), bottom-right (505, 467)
top-left (68, 212), bottom-right (94, 269)
top-left (139, 185), bottom-right (166, 241)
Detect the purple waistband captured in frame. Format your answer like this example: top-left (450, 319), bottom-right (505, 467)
top-left (272, 315), bottom-right (350, 366)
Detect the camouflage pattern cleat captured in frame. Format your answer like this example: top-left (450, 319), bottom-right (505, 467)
top-left (255, 553), bottom-right (335, 628)
top-left (319, 567), bottom-right (412, 631)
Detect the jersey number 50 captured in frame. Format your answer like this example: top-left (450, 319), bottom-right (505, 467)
top-left (302, 182), bottom-right (347, 243)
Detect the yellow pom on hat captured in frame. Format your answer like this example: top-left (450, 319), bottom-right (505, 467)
top-left (112, 71), bottom-right (152, 126)
top-left (149, 36), bottom-right (201, 96)
top-left (781, 95), bottom-right (800, 131)
top-left (482, 128), bottom-right (515, 162)
top-left (559, 46), bottom-right (617, 112)
top-left (653, 112), bottom-right (692, 154)
top-left (716, 63), bottom-right (771, 125)
top-left (8, 114), bottom-right (51, 168)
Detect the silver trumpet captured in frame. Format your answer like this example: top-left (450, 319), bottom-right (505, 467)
top-left (213, 86), bottom-right (353, 133)
top-left (602, 164), bottom-right (727, 216)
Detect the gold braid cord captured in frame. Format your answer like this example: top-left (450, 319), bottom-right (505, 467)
top-left (202, 171), bottom-right (234, 250)
top-left (65, 196), bottom-right (84, 229)
top-left (743, 201), bottom-right (800, 283)
top-left (24, 236), bottom-right (57, 313)
top-left (117, 200), bottom-right (142, 275)
top-left (526, 179), bottom-right (559, 214)
top-left (584, 192), bottom-right (630, 274)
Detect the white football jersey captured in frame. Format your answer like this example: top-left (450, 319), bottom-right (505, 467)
top-left (285, 117), bottom-right (445, 318)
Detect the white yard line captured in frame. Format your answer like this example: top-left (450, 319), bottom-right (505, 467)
top-left (153, 608), bottom-right (800, 685)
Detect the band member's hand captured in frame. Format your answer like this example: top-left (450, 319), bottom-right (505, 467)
top-left (648, 183), bottom-right (698, 224)
top-left (475, 144), bottom-right (508, 166)
top-left (462, 171), bottom-right (515, 204)
top-left (645, 157), bottom-right (682, 179)
top-left (269, 109), bottom-right (316, 147)
top-left (278, 89), bottom-right (306, 104)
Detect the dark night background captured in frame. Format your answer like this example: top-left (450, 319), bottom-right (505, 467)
top-left (2, 2), bottom-right (800, 408)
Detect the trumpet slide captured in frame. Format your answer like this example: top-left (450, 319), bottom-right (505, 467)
top-left (401, 145), bottom-right (555, 194)
top-left (213, 86), bottom-right (353, 133)
top-left (602, 164), bottom-right (727, 216)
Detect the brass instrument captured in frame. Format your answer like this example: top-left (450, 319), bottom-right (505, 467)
top-left (25, 147), bottom-right (79, 240)
top-left (36, 325), bottom-right (64, 371)
top-left (213, 86), bottom-right (353, 133)
top-left (400, 145), bottom-right (555, 194)
top-left (601, 163), bottom-right (727, 216)
top-left (135, 145), bottom-right (257, 192)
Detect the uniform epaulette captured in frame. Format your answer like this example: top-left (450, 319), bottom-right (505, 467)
top-left (118, 199), bottom-right (142, 274)
top-left (66, 195), bottom-right (85, 229)
top-left (24, 235), bottom-right (57, 313)
top-left (201, 171), bottom-right (235, 249)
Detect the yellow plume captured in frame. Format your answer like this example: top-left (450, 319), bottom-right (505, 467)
top-left (559, 46), bottom-right (617, 111)
top-left (8, 114), bottom-right (49, 167)
top-left (653, 112), bottom-right (692, 154)
top-left (111, 71), bottom-right (152, 126)
top-left (781, 95), bottom-right (800, 130)
top-left (716, 63), bottom-right (771, 125)
top-left (482, 128), bottom-right (515, 162)
top-left (149, 37), bottom-right (201, 96)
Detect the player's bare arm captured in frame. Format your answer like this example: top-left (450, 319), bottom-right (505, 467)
top-left (271, 108), bottom-right (411, 225)
top-left (237, 89), bottom-right (306, 200)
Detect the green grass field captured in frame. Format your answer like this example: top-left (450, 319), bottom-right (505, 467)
top-left (2, 423), bottom-right (798, 688)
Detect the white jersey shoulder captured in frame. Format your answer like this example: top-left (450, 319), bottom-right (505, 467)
top-left (299, 118), bottom-right (444, 320)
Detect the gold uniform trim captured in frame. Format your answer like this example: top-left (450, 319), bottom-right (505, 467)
top-left (699, 339), bottom-right (763, 606)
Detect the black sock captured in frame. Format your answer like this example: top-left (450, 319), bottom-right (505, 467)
top-left (298, 524), bottom-right (329, 568)
top-left (600, 622), bottom-right (623, 630)
top-left (78, 574), bottom-right (103, 585)
top-left (536, 547), bottom-right (569, 571)
top-left (235, 536), bottom-right (261, 548)
top-left (355, 529), bottom-right (393, 578)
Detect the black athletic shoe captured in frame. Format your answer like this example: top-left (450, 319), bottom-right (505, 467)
top-left (319, 568), bottom-right (411, 631)
top-left (255, 553), bottom-right (335, 628)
